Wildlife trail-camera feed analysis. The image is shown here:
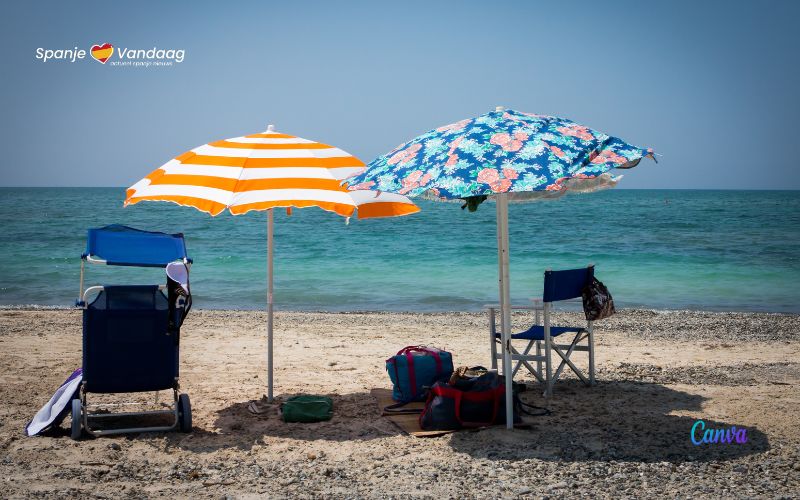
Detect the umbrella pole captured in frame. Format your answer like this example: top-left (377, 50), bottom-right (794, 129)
top-left (267, 209), bottom-right (274, 403)
top-left (495, 193), bottom-right (514, 429)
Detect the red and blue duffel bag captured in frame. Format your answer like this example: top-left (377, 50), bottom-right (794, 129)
top-left (419, 370), bottom-right (512, 430)
top-left (386, 346), bottom-right (454, 403)
top-left (419, 368), bottom-right (550, 430)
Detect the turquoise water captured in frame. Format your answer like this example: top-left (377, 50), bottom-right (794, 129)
top-left (1, 188), bottom-right (798, 312)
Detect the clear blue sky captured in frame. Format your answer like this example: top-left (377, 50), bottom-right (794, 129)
top-left (1, 0), bottom-right (798, 189)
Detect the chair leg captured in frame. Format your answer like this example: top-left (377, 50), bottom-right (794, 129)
top-left (512, 340), bottom-right (534, 376)
top-left (522, 360), bottom-right (545, 383)
top-left (552, 333), bottom-right (589, 385)
top-left (536, 341), bottom-right (542, 379)
top-left (510, 342), bottom-right (544, 383)
top-left (543, 306), bottom-right (553, 398)
top-left (489, 308), bottom-right (498, 370)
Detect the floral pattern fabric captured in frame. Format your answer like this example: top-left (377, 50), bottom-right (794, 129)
top-left (345, 109), bottom-right (654, 200)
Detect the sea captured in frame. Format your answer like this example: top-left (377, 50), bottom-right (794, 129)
top-left (0, 188), bottom-right (798, 313)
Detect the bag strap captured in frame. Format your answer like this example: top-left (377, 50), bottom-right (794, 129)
top-left (514, 394), bottom-right (551, 417)
top-left (435, 352), bottom-right (443, 375)
top-left (399, 346), bottom-right (444, 375)
top-left (398, 345), bottom-right (427, 355)
top-left (392, 346), bottom-right (448, 401)
top-left (404, 351), bottom-right (418, 400)
top-left (453, 385), bottom-right (504, 428)
top-left (383, 401), bottom-right (423, 415)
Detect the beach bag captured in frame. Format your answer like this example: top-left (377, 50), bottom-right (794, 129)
top-left (166, 262), bottom-right (192, 334)
top-left (448, 365), bottom-right (490, 385)
top-left (582, 277), bottom-right (616, 321)
top-left (419, 369), bottom-right (549, 430)
top-left (281, 395), bottom-right (333, 423)
top-left (419, 370), bottom-right (517, 430)
top-left (386, 346), bottom-right (453, 403)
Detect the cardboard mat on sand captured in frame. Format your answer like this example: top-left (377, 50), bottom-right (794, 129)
top-left (370, 388), bottom-right (456, 438)
top-left (371, 388), bottom-right (537, 437)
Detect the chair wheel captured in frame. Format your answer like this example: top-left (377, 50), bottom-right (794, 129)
top-left (70, 399), bottom-right (82, 440)
top-left (178, 394), bottom-right (192, 433)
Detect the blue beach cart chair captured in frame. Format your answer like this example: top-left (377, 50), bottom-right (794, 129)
top-left (71, 225), bottom-right (193, 439)
top-left (489, 265), bottom-right (596, 397)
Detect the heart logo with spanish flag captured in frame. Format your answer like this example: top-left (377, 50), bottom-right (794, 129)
top-left (90, 43), bottom-right (113, 64)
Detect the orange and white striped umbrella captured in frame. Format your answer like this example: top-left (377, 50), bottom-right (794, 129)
top-left (124, 124), bottom-right (419, 403)
top-left (124, 124), bottom-right (419, 219)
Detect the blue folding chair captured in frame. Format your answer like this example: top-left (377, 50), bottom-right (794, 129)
top-left (71, 225), bottom-right (192, 439)
top-left (490, 265), bottom-right (596, 397)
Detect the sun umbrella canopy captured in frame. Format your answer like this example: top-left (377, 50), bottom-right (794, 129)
top-left (125, 125), bottom-right (418, 219)
top-left (345, 106), bottom-right (655, 429)
top-left (345, 109), bottom-right (654, 203)
top-left (125, 124), bottom-right (419, 404)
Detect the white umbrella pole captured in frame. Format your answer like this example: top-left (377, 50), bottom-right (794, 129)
top-left (495, 193), bottom-right (514, 429)
top-left (267, 209), bottom-right (274, 403)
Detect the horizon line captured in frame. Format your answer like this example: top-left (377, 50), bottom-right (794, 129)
top-left (1, 186), bottom-right (799, 192)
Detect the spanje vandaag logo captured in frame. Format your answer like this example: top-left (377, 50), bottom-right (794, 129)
top-left (35, 42), bottom-right (185, 67)
top-left (90, 43), bottom-right (114, 63)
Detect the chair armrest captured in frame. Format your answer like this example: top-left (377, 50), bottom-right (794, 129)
top-left (485, 301), bottom-right (543, 336)
top-left (483, 303), bottom-right (542, 311)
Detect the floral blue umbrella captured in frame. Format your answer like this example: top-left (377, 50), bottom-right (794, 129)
top-left (346, 107), bottom-right (655, 428)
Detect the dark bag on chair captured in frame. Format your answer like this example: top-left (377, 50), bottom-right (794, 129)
top-left (166, 262), bottom-right (192, 335)
top-left (582, 277), bottom-right (615, 321)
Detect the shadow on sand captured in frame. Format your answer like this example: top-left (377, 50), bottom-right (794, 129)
top-left (449, 379), bottom-right (769, 463)
top-left (162, 380), bottom-right (767, 462)
top-left (169, 391), bottom-right (400, 453)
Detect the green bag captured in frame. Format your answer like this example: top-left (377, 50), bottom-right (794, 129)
top-left (281, 395), bottom-right (333, 423)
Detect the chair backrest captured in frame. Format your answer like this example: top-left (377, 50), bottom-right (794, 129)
top-left (543, 266), bottom-right (594, 303)
top-left (83, 285), bottom-right (178, 393)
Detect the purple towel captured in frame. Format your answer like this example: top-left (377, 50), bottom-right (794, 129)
top-left (25, 368), bottom-right (82, 436)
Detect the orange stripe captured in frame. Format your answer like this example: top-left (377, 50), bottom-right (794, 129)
top-left (147, 174), bottom-right (238, 191)
top-left (357, 202), bottom-right (421, 219)
top-left (229, 200), bottom-right (356, 217)
top-left (236, 178), bottom-right (346, 192)
top-left (244, 133), bottom-right (296, 139)
top-left (209, 140), bottom-right (333, 150)
top-left (175, 151), bottom-right (195, 162)
top-left (177, 153), bottom-right (364, 169)
top-left (144, 169), bottom-right (167, 183)
top-left (124, 195), bottom-right (228, 216)
top-left (126, 169), bottom-right (167, 198)
top-left (125, 188), bottom-right (418, 219)
top-left (147, 174), bottom-right (348, 192)
top-left (177, 154), bottom-right (245, 167)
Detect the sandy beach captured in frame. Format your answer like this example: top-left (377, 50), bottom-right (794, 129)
top-left (1, 308), bottom-right (799, 498)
